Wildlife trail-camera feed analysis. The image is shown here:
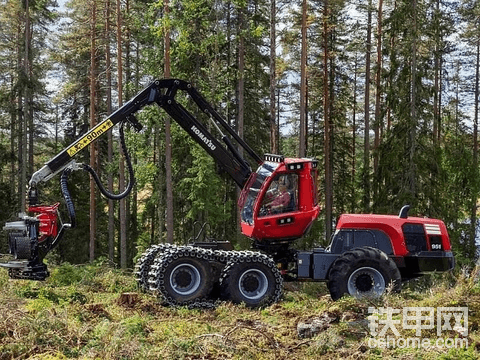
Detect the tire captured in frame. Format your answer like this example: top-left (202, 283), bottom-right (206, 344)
top-left (134, 244), bottom-right (176, 292)
top-left (328, 247), bottom-right (401, 301)
top-left (220, 252), bottom-right (283, 308)
top-left (149, 246), bottom-right (215, 306)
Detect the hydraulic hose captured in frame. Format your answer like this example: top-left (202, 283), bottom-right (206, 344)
top-left (60, 168), bottom-right (76, 229)
top-left (82, 121), bottom-right (135, 200)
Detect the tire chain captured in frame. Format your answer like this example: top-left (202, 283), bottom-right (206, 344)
top-left (134, 243), bottom-right (176, 292)
top-left (145, 246), bottom-right (283, 309)
top-left (148, 246), bottom-right (218, 308)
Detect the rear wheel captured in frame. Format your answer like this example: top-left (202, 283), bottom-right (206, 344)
top-left (220, 252), bottom-right (282, 308)
top-left (328, 247), bottom-right (401, 300)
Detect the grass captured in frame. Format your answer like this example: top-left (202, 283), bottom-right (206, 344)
top-left (0, 263), bottom-right (479, 360)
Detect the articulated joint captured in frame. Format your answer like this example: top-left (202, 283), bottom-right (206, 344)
top-left (29, 165), bottom-right (53, 186)
top-left (29, 159), bottom-right (83, 188)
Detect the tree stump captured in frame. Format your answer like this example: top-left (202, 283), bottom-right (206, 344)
top-left (118, 292), bottom-right (139, 307)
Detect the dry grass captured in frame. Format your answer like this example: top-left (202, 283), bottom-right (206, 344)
top-left (0, 263), bottom-right (478, 360)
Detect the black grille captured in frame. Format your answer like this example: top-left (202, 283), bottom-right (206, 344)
top-left (402, 224), bottom-right (427, 253)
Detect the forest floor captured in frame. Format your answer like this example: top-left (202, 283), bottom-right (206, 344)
top-left (0, 260), bottom-right (479, 360)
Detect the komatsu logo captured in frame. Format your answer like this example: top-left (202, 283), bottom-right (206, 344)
top-left (191, 125), bottom-right (216, 151)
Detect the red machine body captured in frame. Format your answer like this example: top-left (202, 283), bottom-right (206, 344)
top-left (28, 203), bottom-right (60, 243)
top-left (336, 214), bottom-right (452, 257)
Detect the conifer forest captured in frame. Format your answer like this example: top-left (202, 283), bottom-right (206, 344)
top-left (1, 0), bottom-right (480, 269)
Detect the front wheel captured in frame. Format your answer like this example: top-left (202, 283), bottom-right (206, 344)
top-left (328, 247), bottom-right (401, 300)
top-left (220, 252), bottom-right (283, 308)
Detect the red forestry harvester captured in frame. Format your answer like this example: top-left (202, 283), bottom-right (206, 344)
top-left (2, 79), bottom-right (454, 307)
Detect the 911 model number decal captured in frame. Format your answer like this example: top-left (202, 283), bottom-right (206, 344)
top-left (67, 119), bottom-right (114, 157)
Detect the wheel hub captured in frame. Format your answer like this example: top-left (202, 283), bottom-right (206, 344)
top-left (243, 275), bottom-right (260, 292)
top-left (170, 263), bottom-right (201, 296)
top-left (238, 269), bottom-right (268, 300)
top-left (355, 273), bottom-right (374, 292)
top-left (176, 270), bottom-right (192, 288)
top-left (347, 267), bottom-right (385, 298)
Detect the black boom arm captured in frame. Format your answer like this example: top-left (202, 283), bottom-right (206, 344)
top-left (30, 79), bottom-right (262, 189)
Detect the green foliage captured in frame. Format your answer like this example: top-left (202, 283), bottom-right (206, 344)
top-left (177, 142), bottom-right (233, 239)
top-left (49, 262), bottom-right (89, 286)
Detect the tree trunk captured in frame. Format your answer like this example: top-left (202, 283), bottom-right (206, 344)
top-left (269, 0), bottom-right (277, 153)
top-left (373, 0), bottom-right (383, 203)
top-left (323, 0), bottom-right (332, 240)
top-left (236, 4), bottom-right (246, 237)
top-left (438, 55), bottom-right (443, 140)
top-left (117, 0), bottom-right (127, 267)
top-left (89, 0), bottom-right (97, 262)
top-left (106, 0), bottom-right (115, 262)
top-left (351, 53), bottom-right (358, 213)
top-left (471, 39), bottom-right (479, 258)
top-left (237, 10), bottom-right (245, 161)
top-left (20, 2), bottom-right (28, 211)
top-left (164, 0), bottom-right (174, 244)
top-left (125, 0), bottom-right (137, 266)
top-left (386, 0), bottom-right (397, 132)
top-left (299, 0), bottom-right (308, 157)
top-left (155, 121), bottom-right (165, 243)
top-left (10, 73), bottom-right (16, 200)
top-left (26, 2), bottom-right (33, 179)
top-left (362, 0), bottom-right (372, 212)
top-left (409, 0), bottom-right (417, 195)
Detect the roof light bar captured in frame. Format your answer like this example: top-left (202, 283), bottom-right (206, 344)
top-left (264, 154), bottom-right (285, 163)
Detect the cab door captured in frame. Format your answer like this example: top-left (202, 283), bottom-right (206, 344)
top-left (254, 172), bottom-right (300, 239)
top-left (252, 161), bottom-right (320, 241)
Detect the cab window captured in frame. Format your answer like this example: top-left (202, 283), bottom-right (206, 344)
top-left (259, 174), bottom-right (298, 217)
top-left (240, 162), bottom-right (278, 224)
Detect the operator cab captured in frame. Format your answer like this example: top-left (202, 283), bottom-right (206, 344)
top-left (239, 154), bottom-right (321, 242)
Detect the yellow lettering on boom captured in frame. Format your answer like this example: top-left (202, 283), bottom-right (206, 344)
top-left (66, 119), bottom-right (114, 157)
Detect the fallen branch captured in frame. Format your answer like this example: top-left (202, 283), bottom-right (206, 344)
top-left (287, 339), bottom-right (315, 351)
top-left (195, 333), bottom-right (225, 340)
top-left (224, 324), bottom-right (279, 349)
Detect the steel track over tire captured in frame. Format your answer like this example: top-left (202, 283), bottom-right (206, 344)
top-left (134, 244), bottom-right (176, 292)
top-left (149, 246), bottom-right (215, 306)
top-left (220, 252), bottom-right (283, 308)
top-left (328, 246), bottom-right (401, 301)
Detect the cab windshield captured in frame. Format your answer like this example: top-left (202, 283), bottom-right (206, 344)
top-left (240, 162), bottom-right (278, 224)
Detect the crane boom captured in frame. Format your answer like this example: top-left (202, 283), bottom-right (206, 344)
top-left (30, 79), bottom-right (262, 189)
